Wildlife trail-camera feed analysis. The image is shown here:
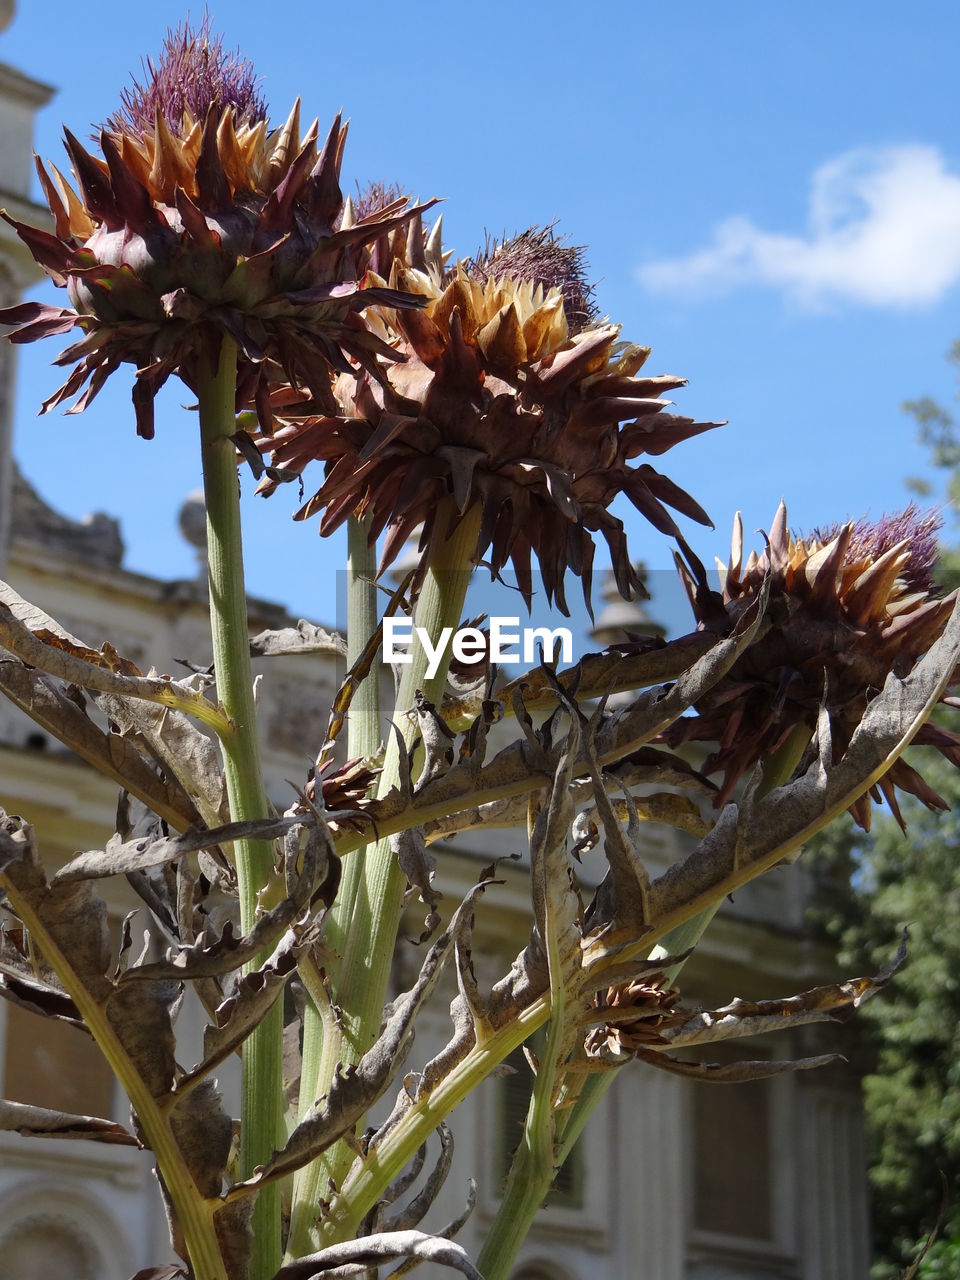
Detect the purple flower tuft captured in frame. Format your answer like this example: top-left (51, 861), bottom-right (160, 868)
top-left (814, 503), bottom-right (943, 593)
top-left (352, 180), bottom-right (404, 222)
top-left (106, 15), bottom-right (268, 138)
top-left (467, 224), bottom-right (597, 333)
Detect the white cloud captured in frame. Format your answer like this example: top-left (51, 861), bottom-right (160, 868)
top-left (638, 146), bottom-right (960, 307)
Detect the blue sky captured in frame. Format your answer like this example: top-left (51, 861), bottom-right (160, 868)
top-left (3, 2), bottom-right (960, 638)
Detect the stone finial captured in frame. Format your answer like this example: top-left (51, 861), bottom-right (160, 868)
top-left (178, 490), bottom-right (207, 577)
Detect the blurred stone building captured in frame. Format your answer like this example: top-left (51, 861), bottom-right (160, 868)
top-left (0, 11), bottom-right (870, 1278)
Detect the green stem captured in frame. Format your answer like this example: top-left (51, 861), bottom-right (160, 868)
top-left (197, 337), bottom-right (282, 1280)
top-left (475, 726), bottom-right (819, 1279)
top-left (290, 514), bottom-right (381, 1256)
top-left (475, 1139), bottom-right (550, 1280)
top-left (293, 501), bottom-right (480, 1253)
top-left (478, 888), bottom-right (569, 1280)
top-left (320, 996), bottom-right (552, 1247)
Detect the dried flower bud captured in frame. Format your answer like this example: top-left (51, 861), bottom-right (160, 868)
top-left (106, 16), bottom-right (268, 139)
top-left (667, 502), bottom-right (959, 829)
top-left (584, 974), bottom-right (682, 1059)
top-left (0, 23), bottom-right (430, 439)
top-left (259, 220), bottom-right (720, 615)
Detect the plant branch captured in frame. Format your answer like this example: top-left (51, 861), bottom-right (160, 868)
top-left (309, 501), bottom-right (480, 1236)
top-left (290, 513), bottom-right (381, 1257)
top-left (198, 336), bottom-right (282, 1280)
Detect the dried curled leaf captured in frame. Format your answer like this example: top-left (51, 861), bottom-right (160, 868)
top-left (0, 659), bottom-right (203, 831)
top-left (272, 1229), bottom-right (482, 1280)
top-left (334, 591), bottom-right (769, 862)
top-left (381, 1123), bottom-right (454, 1232)
top-left (663, 931), bottom-right (908, 1048)
top-left (176, 925), bottom-right (317, 1094)
top-left (232, 878), bottom-right (495, 1192)
top-left (0, 598), bottom-right (228, 732)
top-left (631, 1045), bottom-right (843, 1082)
top-left (0, 810), bottom-right (235, 1259)
top-left (0, 1098), bottom-right (138, 1145)
top-left (248, 619), bottom-right (346, 659)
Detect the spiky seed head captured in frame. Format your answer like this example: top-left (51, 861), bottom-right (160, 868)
top-left (666, 502), bottom-right (959, 830)
top-left (257, 221), bottom-right (720, 615)
top-left (0, 22), bottom-right (431, 440)
top-left (584, 975), bottom-right (682, 1059)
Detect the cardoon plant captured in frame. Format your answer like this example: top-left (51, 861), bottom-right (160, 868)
top-left (0, 20), bottom-right (958, 1280)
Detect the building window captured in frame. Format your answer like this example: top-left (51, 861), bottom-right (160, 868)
top-left (692, 1068), bottom-right (773, 1241)
top-left (0, 911), bottom-right (115, 1119)
top-left (3, 1002), bottom-right (114, 1119)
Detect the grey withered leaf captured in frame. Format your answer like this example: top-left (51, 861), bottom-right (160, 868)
top-left (412, 690), bottom-right (455, 790)
top-left (54, 813), bottom-right (300, 885)
top-left (98, 693), bottom-right (228, 829)
top-left (176, 925), bottom-right (317, 1092)
top-left (592, 577), bottom-right (770, 763)
top-left (248, 618), bottom-right (346, 659)
top-left (0, 1098), bottom-right (137, 1145)
top-left (0, 923), bottom-right (85, 1028)
top-left (582, 767), bottom-right (654, 931)
top-left (124, 812), bottom-right (334, 981)
top-left (381, 1122), bottom-right (454, 1232)
top-left (662, 931), bottom-right (908, 1049)
top-left (0, 598), bottom-right (221, 727)
top-left (0, 659), bottom-right (202, 831)
top-left (0, 810), bottom-right (237, 1247)
top-left (233, 879), bottom-right (496, 1191)
top-left (631, 1046), bottom-right (842, 1083)
top-left (421, 896), bottom-right (550, 1096)
top-left (389, 1181), bottom-right (478, 1279)
top-left (272, 1229), bottom-right (483, 1280)
top-left (440, 628), bottom-right (719, 734)
top-left (393, 827), bottom-right (442, 942)
top-left (339, 588), bottom-right (770, 863)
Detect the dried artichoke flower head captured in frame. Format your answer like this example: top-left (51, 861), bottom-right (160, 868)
top-left (668, 501), bottom-right (960, 829)
top-left (261, 217), bottom-right (723, 616)
top-left (584, 974), bottom-right (683, 1060)
top-left (0, 19), bottom-right (429, 439)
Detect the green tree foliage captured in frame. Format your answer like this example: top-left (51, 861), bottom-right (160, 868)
top-left (808, 756), bottom-right (960, 1277)
top-left (807, 344), bottom-right (960, 1277)
top-left (904, 338), bottom-right (960, 578)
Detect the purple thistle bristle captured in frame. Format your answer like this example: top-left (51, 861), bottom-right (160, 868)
top-left (352, 180), bottom-right (404, 221)
top-left (468, 223), bottom-right (597, 334)
top-left (106, 15), bottom-right (268, 138)
top-left (814, 503), bottom-right (943, 592)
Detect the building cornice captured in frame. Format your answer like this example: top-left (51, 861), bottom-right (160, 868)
top-left (0, 59), bottom-right (54, 110)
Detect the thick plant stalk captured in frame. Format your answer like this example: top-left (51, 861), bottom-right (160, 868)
top-left (198, 336), bottom-right (282, 1280)
top-left (290, 514), bottom-right (382, 1255)
top-left (477, 796), bottom-right (575, 1280)
top-left (476, 717), bottom-right (856, 1278)
top-left (319, 995), bottom-right (553, 1247)
top-left (0, 856), bottom-right (230, 1280)
top-left (290, 502), bottom-right (480, 1252)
